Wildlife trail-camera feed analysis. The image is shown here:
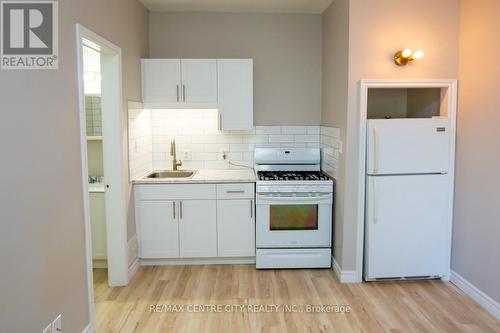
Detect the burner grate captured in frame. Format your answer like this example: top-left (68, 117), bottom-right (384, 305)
top-left (257, 171), bottom-right (330, 181)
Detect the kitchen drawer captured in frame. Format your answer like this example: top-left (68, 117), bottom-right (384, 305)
top-left (217, 183), bottom-right (254, 199)
top-left (136, 184), bottom-right (216, 200)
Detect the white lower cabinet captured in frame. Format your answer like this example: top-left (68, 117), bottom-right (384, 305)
top-left (217, 199), bottom-right (255, 257)
top-left (135, 183), bottom-right (255, 260)
top-left (137, 200), bottom-right (179, 258)
top-left (179, 200), bottom-right (217, 257)
top-left (90, 192), bottom-right (107, 260)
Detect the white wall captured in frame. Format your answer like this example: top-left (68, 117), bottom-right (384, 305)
top-left (0, 0), bottom-right (148, 332)
top-left (452, 0), bottom-right (500, 305)
top-left (321, 0), bottom-right (350, 264)
top-left (321, 0), bottom-right (460, 271)
top-left (148, 11), bottom-right (322, 125)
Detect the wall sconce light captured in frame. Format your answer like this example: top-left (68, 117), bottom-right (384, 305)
top-left (394, 48), bottom-right (424, 66)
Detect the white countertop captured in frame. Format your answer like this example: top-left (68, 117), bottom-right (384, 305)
top-left (133, 169), bottom-right (257, 184)
top-left (88, 183), bottom-right (105, 193)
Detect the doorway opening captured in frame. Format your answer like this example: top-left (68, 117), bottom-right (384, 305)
top-left (76, 24), bottom-right (129, 331)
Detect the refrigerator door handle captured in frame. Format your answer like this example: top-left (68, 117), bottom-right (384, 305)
top-left (372, 177), bottom-right (378, 224)
top-left (373, 126), bottom-right (380, 174)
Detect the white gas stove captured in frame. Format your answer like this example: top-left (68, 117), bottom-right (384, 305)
top-left (254, 148), bottom-right (333, 269)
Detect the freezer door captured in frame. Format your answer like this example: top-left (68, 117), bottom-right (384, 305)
top-left (364, 174), bottom-right (450, 280)
top-left (367, 119), bottom-right (450, 175)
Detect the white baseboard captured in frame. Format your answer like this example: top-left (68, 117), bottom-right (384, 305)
top-left (92, 259), bottom-right (108, 269)
top-left (127, 235), bottom-right (140, 281)
top-left (141, 257), bottom-right (256, 266)
top-left (82, 323), bottom-right (94, 333)
top-left (127, 234), bottom-right (138, 267)
top-left (128, 257), bottom-right (140, 281)
top-left (450, 270), bottom-right (500, 320)
top-left (332, 257), bottom-right (360, 283)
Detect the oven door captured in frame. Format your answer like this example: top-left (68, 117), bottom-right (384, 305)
top-left (256, 193), bottom-right (332, 248)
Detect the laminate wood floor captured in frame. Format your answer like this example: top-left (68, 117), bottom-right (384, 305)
top-left (93, 266), bottom-right (500, 333)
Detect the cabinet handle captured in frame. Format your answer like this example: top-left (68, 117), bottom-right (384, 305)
top-left (176, 85), bottom-right (179, 102)
top-left (218, 113), bottom-right (222, 131)
top-left (226, 190), bottom-right (245, 194)
top-left (180, 201), bottom-right (183, 219)
top-left (250, 199), bottom-right (253, 218)
top-left (182, 85), bottom-right (186, 102)
top-left (173, 201), bottom-right (176, 219)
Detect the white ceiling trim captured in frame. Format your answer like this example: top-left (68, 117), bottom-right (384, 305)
top-left (140, 0), bottom-right (333, 14)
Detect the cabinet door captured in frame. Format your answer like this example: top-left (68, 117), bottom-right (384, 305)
top-left (181, 59), bottom-right (217, 103)
top-left (217, 199), bottom-right (255, 257)
top-left (137, 200), bottom-right (179, 258)
top-left (217, 59), bottom-right (253, 130)
top-left (90, 193), bottom-right (107, 259)
top-left (178, 200), bottom-right (217, 257)
top-left (141, 59), bottom-right (181, 103)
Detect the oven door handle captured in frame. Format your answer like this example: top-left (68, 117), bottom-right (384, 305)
top-left (256, 193), bottom-right (332, 203)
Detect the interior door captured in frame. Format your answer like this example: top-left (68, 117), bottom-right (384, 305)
top-left (179, 200), bottom-right (217, 257)
top-left (141, 59), bottom-right (181, 103)
top-left (138, 200), bottom-right (179, 258)
top-left (181, 59), bottom-right (217, 103)
top-left (364, 174), bottom-right (450, 279)
top-left (366, 119), bottom-right (450, 175)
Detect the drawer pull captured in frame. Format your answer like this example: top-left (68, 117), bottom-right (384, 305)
top-left (226, 190), bottom-right (245, 194)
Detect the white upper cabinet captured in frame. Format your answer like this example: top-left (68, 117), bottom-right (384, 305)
top-left (141, 59), bottom-right (254, 129)
top-left (181, 59), bottom-right (217, 103)
top-left (141, 59), bottom-right (217, 107)
top-left (141, 59), bottom-right (181, 103)
top-left (217, 59), bottom-right (254, 130)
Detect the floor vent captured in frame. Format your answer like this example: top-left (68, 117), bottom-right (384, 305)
top-left (370, 275), bottom-right (441, 282)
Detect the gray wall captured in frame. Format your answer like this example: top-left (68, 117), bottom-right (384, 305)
top-left (452, 0), bottom-right (500, 303)
top-left (321, 0), bottom-right (349, 268)
top-left (149, 11), bottom-right (322, 125)
top-left (0, 0), bottom-right (148, 332)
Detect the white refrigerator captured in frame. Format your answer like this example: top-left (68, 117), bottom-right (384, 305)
top-left (364, 118), bottom-right (452, 280)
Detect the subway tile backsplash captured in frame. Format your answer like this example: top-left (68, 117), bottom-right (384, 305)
top-left (127, 107), bottom-right (341, 178)
top-left (320, 126), bottom-right (341, 178)
top-left (128, 102), bottom-right (153, 180)
top-left (148, 109), bottom-right (321, 170)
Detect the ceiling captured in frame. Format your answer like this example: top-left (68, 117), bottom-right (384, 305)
top-left (140, 0), bottom-right (334, 14)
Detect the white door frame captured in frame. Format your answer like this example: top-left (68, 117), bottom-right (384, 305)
top-left (355, 79), bottom-right (458, 282)
top-left (76, 24), bottom-right (129, 331)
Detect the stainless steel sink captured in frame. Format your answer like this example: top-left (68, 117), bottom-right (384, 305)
top-left (145, 170), bottom-right (196, 179)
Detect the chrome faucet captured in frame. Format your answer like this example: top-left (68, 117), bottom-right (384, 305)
top-left (170, 139), bottom-right (182, 171)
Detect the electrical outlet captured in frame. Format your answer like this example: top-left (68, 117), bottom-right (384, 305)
top-left (183, 151), bottom-right (192, 160)
top-left (51, 314), bottom-right (62, 333)
top-left (42, 323), bottom-right (51, 333)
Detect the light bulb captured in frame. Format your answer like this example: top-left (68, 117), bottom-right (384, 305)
top-left (402, 49), bottom-right (413, 58)
top-left (412, 50), bottom-right (424, 60)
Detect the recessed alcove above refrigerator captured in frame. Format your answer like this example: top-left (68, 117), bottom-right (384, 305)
top-left (367, 88), bottom-right (449, 119)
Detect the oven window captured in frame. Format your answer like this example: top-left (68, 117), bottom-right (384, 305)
top-left (269, 205), bottom-right (318, 230)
